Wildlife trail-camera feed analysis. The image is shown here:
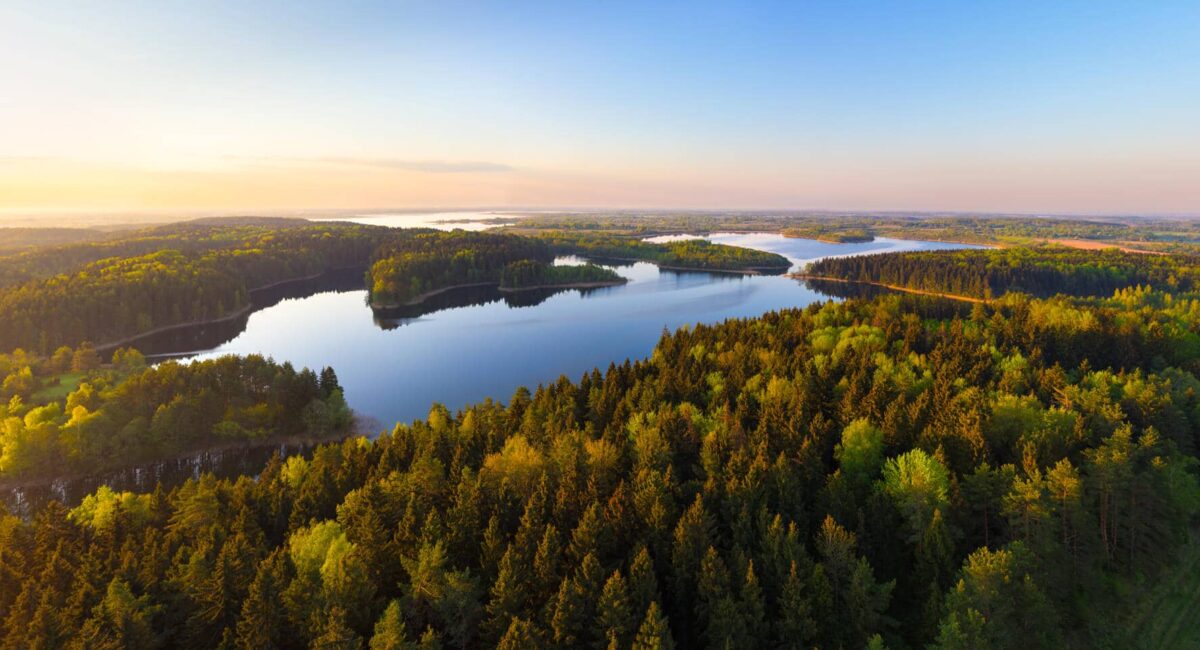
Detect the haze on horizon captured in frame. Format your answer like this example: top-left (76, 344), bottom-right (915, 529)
top-left (1, 0), bottom-right (1198, 219)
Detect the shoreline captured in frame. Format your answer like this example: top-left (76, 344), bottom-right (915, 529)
top-left (94, 266), bottom-right (367, 352)
top-left (580, 253), bottom-right (788, 275)
top-left (791, 274), bottom-right (988, 304)
top-left (370, 281), bottom-right (500, 310)
top-left (371, 277), bottom-right (630, 310)
top-left (498, 278), bottom-right (627, 292)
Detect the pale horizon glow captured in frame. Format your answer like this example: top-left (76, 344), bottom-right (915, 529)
top-left (2, 1), bottom-right (1199, 219)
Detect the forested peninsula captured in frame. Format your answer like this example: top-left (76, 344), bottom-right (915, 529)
top-left (536, 231), bottom-right (792, 273)
top-left (804, 247), bottom-right (1200, 300)
top-left (0, 221), bottom-right (392, 352)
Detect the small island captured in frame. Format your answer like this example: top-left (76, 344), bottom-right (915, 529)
top-left (781, 227), bottom-right (875, 243)
top-left (367, 229), bottom-right (788, 309)
top-left (535, 231), bottom-right (793, 274)
top-left (499, 259), bottom-right (626, 291)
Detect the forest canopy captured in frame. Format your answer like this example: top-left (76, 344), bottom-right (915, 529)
top-left (0, 353), bottom-right (350, 481)
top-left (2, 290), bottom-right (1198, 648)
top-left (805, 247), bottom-right (1200, 299)
top-left (499, 260), bottom-right (625, 290)
top-left (0, 222), bottom-right (393, 352)
top-left (535, 231), bottom-right (791, 272)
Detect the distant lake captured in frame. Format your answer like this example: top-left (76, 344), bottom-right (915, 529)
top-left (151, 231), bottom-right (980, 430)
top-left (313, 210), bottom-right (510, 231)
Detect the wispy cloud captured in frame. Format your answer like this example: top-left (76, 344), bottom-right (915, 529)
top-left (225, 155), bottom-right (514, 173)
top-left (0, 156), bottom-right (55, 165)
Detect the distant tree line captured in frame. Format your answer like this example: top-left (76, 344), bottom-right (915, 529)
top-left (510, 213), bottom-right (1200, 250)
top-left (537, 232), bottom-right (791, 272)
top-left (806, 247), bottom-right (1200, 298)
top-left (0, 223), bottom-right (393, 352)
top-left (781, 226), bottom-right (874, 243)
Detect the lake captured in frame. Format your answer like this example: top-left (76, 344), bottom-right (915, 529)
top-left (171, 231), bottom-right (979, 430)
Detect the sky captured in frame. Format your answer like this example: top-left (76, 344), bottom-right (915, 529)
top-left (1, 0), bottom-right (1198, 218)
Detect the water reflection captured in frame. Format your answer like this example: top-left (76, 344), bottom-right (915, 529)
top-left (372, 284), bottom-right (590, 327)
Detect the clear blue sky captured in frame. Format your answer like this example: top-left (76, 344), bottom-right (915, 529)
top-left (2, 0), bottom-right (1198, 215)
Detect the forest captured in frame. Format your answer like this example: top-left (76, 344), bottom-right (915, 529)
top-left (0, 222), bottom-right (393, 352)
top-left (498, 261), bottom-right (625, 290)
top-left (1, 287), bottom-right (1197, 648)
top-left (367, 231), bottom-right (554, 307)
top-left (0, 351), bottom-right (350, 482)
top-left (781, 227), bottom-right (874, 243)
top-left (535, 232), bottom-right (791, 272)
top-left (805, 247), bottom-right (1200, 299)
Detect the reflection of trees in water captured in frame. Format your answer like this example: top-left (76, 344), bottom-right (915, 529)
top-left (371, 284), bottom-right (595, 330)
top-left (119, 267), bottom-right (368, 359)
top-left (801, 279), bottom-right (974, 319)
top-left (801, 278), bottom-right (898, 300)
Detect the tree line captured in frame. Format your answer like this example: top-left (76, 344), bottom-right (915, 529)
top-left (805, 247), bottom-right (1200, 299)
top-left (498, 261), bottom-right (624, 290)
top-left (1, 289), bottom-right (1197, 648)
top-left (509, 213), bottom-right (1200, 251)
top-left (0, 223), bottom-right (393, 353)
top-left (536, 232), bottom-right (791, 272)
top-left (367, 231), bottom-right (554, 307)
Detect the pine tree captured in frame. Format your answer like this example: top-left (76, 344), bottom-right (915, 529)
top-left (550, 576), bottom-right (586, 647)
top-left (496, 617), bottom-right (543, 650)
top-left (485, 545), bottom-right (531, 643)
top-left (72, 579), bottom-right (159, 650)
top-left (312, 606), bottom-right (363, 650)
top-left (236, 550), bottom-right (291, 650)
top-left (775, 561), bottom-right (815, 649)
top-left (369, 600), bottom-right (413, 650)
top-left (595, 570), bottom-right (634, 649)
top-left (739, 560), bottom-right (766, 641)
top-left (632, 602), bottom-right (675, 650)
top-left (627, 546), bottom-right (660, 618)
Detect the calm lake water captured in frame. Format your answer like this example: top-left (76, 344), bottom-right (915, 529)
top-left (313, 210), bottom-right (511, 231)
top-left (171, 232), bottom-right (978, 430)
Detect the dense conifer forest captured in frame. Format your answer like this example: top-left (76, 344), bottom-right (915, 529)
top-left (367, 231), bottom-right (555, 307)
top-left (0, 350), bottom-right (350, 482)
top-left (0, 222), bottom-right (393, 352)
top-left (2, 287), bottom-right (1198, 648)
top-left (535, 232), bottom-right (792, 272)
top-left (498, 261), bottom-right (625, 290)
top-left (805, 248), bottom-right (1200, 299)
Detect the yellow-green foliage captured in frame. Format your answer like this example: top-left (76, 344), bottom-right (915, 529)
top-left (70, 485), bottom-right (153, 531)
